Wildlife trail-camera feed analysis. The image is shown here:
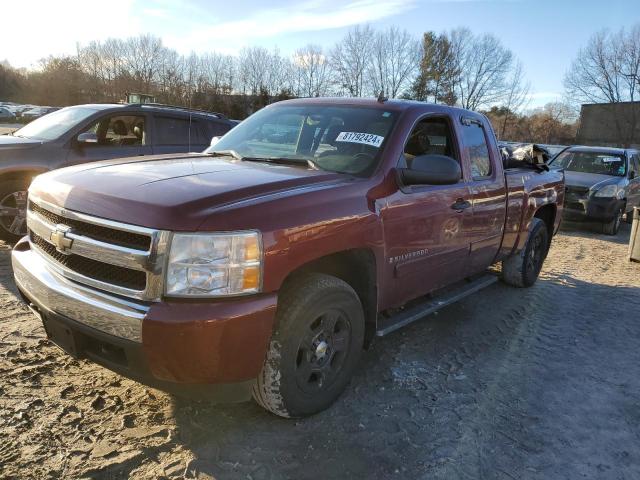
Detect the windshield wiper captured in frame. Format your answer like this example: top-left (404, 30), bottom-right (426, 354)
top-left (209, 150), bottom-right (322, 170)
top-left (209, 149), bottom-right (244, 161)
top-left (242, 156), bottom-right (323, 170)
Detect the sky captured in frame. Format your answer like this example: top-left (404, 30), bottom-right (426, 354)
top-left (1, 0), bottom-right (639, 107)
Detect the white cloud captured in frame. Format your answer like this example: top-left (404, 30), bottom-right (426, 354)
top-left (526, 91), bottom-right (563, 107)
top-left (3, 0), bottom-right (141, 68)
top-left (164, 0), bottom-right (417, 54)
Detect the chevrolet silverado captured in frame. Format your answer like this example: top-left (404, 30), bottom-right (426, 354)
top-left (12, 98), bottom-right (564, 417)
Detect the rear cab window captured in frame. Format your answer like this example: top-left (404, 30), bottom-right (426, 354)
top-left (460, 121), bottom-right (492, 180)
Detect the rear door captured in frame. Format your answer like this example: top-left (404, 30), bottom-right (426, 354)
top-left (152, 115), bottom-right (216, 154)
top-left (460, 117), bottom-right (507, 274)
top-left (380, 115), bottom-right (474, 307)
top-left (65, 112), bottom-right (152, 166)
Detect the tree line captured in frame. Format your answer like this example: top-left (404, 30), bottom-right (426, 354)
top-left (6, 23), bottom-right (638, 145)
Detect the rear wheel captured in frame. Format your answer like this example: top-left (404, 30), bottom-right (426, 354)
top-left (0, 180), bottom-right (30, 243)
top-left (502, 218), bottom-right (549, 288)
top-left (602, 207), bottom-right (623, 235)
top-left (252, 273), bottom-right (364, 418)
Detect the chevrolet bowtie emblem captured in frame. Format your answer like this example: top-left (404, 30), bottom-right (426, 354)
top-left (50, 225), bottom-right (73, 254)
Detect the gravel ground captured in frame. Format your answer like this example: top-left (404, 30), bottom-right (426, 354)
top-left (1, 222), bottom-right (639, 479)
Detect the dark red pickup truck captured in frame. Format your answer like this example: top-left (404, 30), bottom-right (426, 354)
top-left (12, 98), bottom-right (564, 417)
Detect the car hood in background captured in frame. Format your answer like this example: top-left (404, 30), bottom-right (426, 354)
top-left (564, 171), bottom-right (622, 190)
top-left (30, 153), bottom-right (347, 231)
top-left (0, 135), bottom-right (43, 149)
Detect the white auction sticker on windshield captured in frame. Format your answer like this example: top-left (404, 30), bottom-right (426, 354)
top-left (335, 131), bottom-right (384, 148)
top-left (601, 156), bottom-right (621, 163)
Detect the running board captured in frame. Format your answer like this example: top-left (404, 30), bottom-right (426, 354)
top-left (375, 274), bottom-right (498, 337)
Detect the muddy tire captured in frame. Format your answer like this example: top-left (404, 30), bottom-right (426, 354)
top-left (0, 180), bottom-right (30, 244)
top-left (252, 273), bottom-right (364, 418)
top-left (502, 218), bottom-right (549, 288)
top-left (602, 208), bottom-right (623, 235)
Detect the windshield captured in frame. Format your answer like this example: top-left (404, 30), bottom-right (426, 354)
top-left (550, 151), bottom-right (627, 176)
top-left (205, 105), bottom-right (398, 176)
top-left (13, 107), bottom-right (98, 141)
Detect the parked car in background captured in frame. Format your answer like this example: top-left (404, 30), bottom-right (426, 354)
top-left (12, 105), bottom-right (35, 116)
top-left (12, 97), bottom-right (564, 417)
top-left (21, 106), bottom-right (60, 121)
top-left (0, 103), bottom-right (236, 242)
top-left (549, 145), bottom-right (640, 234)
top-left (0, 107), bottom-right (16, 122)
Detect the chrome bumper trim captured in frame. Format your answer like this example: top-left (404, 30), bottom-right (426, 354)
top-left (12, 246), bottom-right (147, 342)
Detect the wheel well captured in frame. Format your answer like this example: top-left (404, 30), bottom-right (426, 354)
top-left (534, 204), bottom-right (556, 240)
top-left (0, 170), bottom-right (46, 185)
top-left (281, 249), bottom-right (378, 346)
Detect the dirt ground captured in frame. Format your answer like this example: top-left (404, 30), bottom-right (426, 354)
top-left (1, 222), bottom-right (639, 479)
top-left (0, 124), bottom-right (20, 135)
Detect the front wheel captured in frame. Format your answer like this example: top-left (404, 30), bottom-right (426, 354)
top-left (0, 180), bottom-right (30, 244)
top-left (502, 218), bottom-right (549, 288)
top-left (252, 273), bottom-right (364, 418)
top-left (602, 207), bottom-right (623, 235)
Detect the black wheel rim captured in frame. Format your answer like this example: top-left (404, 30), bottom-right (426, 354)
top-left (526, 231), bottom-right (545, 275)
top-left (0, 191), bottom-right (28, 237)
top-left (294, 309), bottom-right (352, 394)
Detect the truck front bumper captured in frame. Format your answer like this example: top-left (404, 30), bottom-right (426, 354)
top-left (12, 242), bottom-right (277, 400)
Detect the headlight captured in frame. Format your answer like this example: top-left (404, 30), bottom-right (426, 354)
top-left (594, 184), bottom-right (624, 199)
top-left (166, 231), bottom-right (261, 297)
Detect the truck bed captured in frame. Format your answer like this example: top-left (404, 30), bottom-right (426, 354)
top-left (500, 167), bottom-right (565, 259)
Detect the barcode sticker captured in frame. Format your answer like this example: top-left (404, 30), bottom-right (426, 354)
top-left (335, 132), bottom-right (384, 148)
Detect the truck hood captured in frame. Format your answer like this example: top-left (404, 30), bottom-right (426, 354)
top-left (564, 171), bottom-right (622, 190)
top-left (0, 135), bottom-right (43, 149)
top-left (30, 153), bottom-right (347, 230)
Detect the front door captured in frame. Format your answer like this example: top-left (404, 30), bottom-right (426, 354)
top-left (66, 113), bottom-right (152, 166)
top-left (380, 116), bottom-right (473, 308)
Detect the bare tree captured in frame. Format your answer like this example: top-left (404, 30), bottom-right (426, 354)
top-left (565, 25), bottom-right (640, 146)
top-left (369, 27), bottom-right (420, 98)
top-left (330, 25), bottom-right (375, 97)
top-left (450, 28), bottom-right (515, 110)
top-left (292, 44), bottom-right (331, 97)
top-left (497, 61), bottom-right (530, 138)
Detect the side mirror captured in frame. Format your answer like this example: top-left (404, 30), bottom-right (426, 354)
top-left (210, 136), bottom-right (220, 147)
top-left (398, 154), bottom-right (461, 186)
top-left (77, 132), bottom-right (98, 144)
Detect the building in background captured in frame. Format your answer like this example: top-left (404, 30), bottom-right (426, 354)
top-left (576, 102), bottom-right (640, 148)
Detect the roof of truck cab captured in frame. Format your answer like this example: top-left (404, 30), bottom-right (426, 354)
top-left (274, 97), bottom-right (477, 116)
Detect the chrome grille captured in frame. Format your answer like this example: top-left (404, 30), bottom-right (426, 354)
top-left (30, 202), bottom-right (151, 250)
top-left (27, 196), bottom-right (170, 301)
